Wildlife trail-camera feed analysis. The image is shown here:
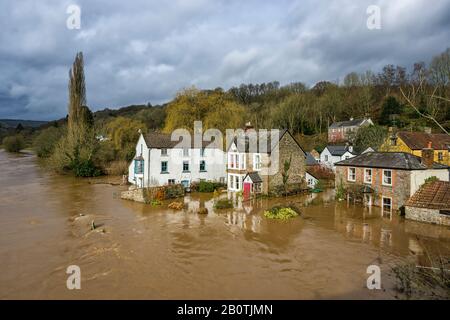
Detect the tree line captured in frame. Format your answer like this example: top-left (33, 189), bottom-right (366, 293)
top-left (2, 48), bottom-right (449, 176)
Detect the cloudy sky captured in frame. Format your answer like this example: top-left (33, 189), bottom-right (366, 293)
top-left (1, 0), bottom-right (449, 120)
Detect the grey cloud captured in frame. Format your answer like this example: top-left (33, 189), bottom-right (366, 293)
top-left (0, 0), bottom-right (449, 120)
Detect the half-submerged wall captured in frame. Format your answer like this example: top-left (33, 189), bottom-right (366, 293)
top-left (121, 184), bottom-right (185, 203)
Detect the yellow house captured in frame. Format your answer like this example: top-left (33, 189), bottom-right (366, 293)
top-left (380, 131), bottom-right (450, 166)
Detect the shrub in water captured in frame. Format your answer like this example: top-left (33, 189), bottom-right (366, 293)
top-left (264, 206), bottom-right (299, 220)
top-left (214, 198), bottom-right (233, 209)
top-left (198, 181), bottom-right (225, 192)
top-left (2, 135), bottom-right (25, 153)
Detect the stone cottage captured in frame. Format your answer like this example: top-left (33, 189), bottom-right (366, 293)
top-left (335, 151), bottom-right (449, 211)
top-left (227, 127), bottom-right (307, 196)
top-left (405, 181), bottom-right (450, 226)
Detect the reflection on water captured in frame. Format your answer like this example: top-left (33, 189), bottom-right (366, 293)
top-left (0, 150), bottom-right (449, 299)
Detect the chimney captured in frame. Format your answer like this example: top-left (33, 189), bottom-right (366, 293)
top-left (244, 121), bottom-right (254, 132)
top-left (421, 141), bottom-right (434, 168)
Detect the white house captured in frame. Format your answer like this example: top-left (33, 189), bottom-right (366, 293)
top-left (128, 132), bottom-right (226, 188)
top-left (305, 171), bottom-right (319, 189)
top-left (320, 145), bottom-right (357, 170)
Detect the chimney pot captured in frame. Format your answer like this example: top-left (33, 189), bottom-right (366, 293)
top-left (421, 142), bottom-right (434, 168)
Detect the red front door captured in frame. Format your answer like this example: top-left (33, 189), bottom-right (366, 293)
top-left (243, 182), bottom-right (251, 197)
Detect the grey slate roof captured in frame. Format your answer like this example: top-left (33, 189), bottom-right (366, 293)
top-left (329, 118), bottom-right (367, 129)
top-left (143, 132), bottom-right (221, 149)
top-left (306, 152), bottom-right (318, 165)
top-left (335, 152), bottom-right (449, 170)
top-left (325, 145), bottom-right (356, 156)
top-left (244, 172), bottom-right (263, 183)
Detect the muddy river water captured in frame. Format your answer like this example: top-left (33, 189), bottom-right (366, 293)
top-left (0, 150), bottom-right (449, 299)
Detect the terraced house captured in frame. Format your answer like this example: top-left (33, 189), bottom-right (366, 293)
top-left (381, 130), bottom-right (450, 166)
top-left (335, 151), bottom-right (449, 211)
top-left (128, 132), bottom-right (226, 188)
top-left (227, 128), bottom-right (307, 196)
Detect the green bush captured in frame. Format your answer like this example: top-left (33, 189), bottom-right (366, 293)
top-left (33, 127), bottom-right (63, 158)
top-left (2, 135), bottom-right (25, 153)
top-left (70, 158), bottom-right (102, 177)
top-left (198, 181), bottom-right (224, 192)
top-left (214, 198), bottom-right (233, 209)
top-left (263, 206), bottom-right (299, 220)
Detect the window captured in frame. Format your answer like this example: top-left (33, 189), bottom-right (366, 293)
top-left (253, 182), bottom-right (262, 193)
top-left (325, 155), bottom-right (329, 162)
top-left (348, 167), bottom-right (356, 182)
top-left (235, 154), bottom-right (239, 168)
top-left (382, 170), bottom-right (392, 186)
top-left (168, 179), bottom-right (175, 185)
top-left (235, 175), bottom-right (240, 190)
top-left (200, 148), bottom-right (205, 157)
top-left (134, 159), bottom-right (144, 174)
top-left (161, 161), bottom-right (168, 173)
top-left (161, 148), bottom-right (168, 156)
top-left (229, 154), bottom-right (235, 168)
top-left (254, 154), bottom-right (261, 170)
top-left (364, 168), bottom-right (372, 183)
top-left (183, 148), bottom-right (189, 157)
top-left (230, 175), bottom-right (235, 189)
top-left (199, 160), bottom-right (206, 171)
top-left (241, 154), bottom-right (246, 169)
top-left (345, 156), bottom-right (350, 160)
top-left (183, 161), bottom-right (189, 172)
top-left (382, 197), bottom-right (392, 212)
top-left (438, 152), bottom-right (443, 161)
top-left (390, 137), bottom-right (397, 146)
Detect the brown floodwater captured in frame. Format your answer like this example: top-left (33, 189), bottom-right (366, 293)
top-left (0, 150), bottom-right (449, 299)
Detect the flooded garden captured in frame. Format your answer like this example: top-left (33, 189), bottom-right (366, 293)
top-left (0, 150), bottom-right (449, 299)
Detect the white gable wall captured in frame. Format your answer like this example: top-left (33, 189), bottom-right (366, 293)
top-left (410, 169), bottom-right (449, 196)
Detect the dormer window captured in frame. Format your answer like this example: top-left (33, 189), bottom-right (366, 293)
top-left (161, 148), bottom-right (168, 156)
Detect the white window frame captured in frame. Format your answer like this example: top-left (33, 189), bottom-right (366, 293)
top-left (253, 153), bottom-right (261, 171)
top-left (347, 167), bottom-right (356, 182)
top-left (364, 168), bottom-right (372, 184)
top-left (382, 169), bottom-right (392, 186)
top-left (382, 196), bottom-right (392, 214)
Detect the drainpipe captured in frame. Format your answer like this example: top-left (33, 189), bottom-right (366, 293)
top-left (148, 148), bottom-right (151, 187)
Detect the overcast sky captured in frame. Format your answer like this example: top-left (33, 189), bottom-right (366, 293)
top-left (1, 0), bottom-right (449, 120)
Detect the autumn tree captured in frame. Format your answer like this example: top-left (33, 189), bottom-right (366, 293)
top-left (164, 87), bottom-right (245, 134)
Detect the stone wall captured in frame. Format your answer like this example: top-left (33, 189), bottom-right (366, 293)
top-left (406, 206), bottom-right (450, 226)
top-left (121, 184), bottom-right (185, 203)
top-left (335, 166), bottom-right (411, 210)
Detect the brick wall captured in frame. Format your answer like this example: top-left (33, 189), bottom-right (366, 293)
top-left (335, 166), bottom-right (411, 210)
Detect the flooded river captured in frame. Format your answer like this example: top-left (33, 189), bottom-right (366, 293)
top-left (0, 150), bottom-right (449, 299)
